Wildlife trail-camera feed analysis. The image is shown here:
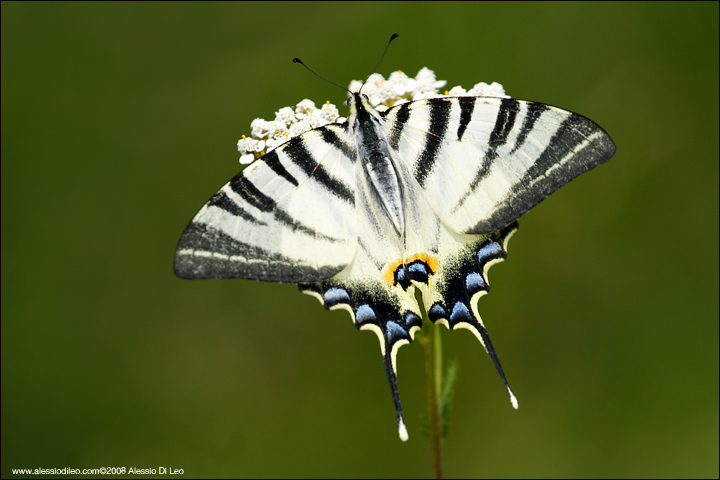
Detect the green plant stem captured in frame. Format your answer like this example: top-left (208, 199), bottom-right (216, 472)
top-left (417, 290), bottom-right (444, 479)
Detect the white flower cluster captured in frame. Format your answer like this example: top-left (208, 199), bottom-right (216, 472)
top-left (238, 67), bottom-right (509, 164)
top-left (238, 99), bottom-right (346, 164)
top-left (347, 67), bottom-right (509, 112)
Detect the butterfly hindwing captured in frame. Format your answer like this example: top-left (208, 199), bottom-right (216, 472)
top-left (175, 124), bottom-right (358, 282)
top-left (299, 212), bottom-right (520, 437)
top-left (384, 97), bottom-right (616, 235)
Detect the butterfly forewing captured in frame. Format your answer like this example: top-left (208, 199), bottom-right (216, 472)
top-left (384, 97), bottom-right (615, 235)
top-left (175, 125), bottom-right (358, 282)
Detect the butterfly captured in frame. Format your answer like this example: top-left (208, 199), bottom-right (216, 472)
top-left (174, 68), bottom-right (615, 441)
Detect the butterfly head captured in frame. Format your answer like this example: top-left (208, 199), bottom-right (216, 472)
top-left (346, 92), bottom-right (383, 130)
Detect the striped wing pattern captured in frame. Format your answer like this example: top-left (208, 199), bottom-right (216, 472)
top-left (384, 97), bottom-right (616, 234)
top-left (175, 92), bottom-right (615, 441)
top-left (175, 125), bottom-right (358, 282)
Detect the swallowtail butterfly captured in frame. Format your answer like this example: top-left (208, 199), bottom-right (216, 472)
top-left (174, 57), bottom-right (615, 441)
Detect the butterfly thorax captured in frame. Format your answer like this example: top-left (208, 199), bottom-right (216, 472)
top-left (349, 93), bottom-right (405, 237)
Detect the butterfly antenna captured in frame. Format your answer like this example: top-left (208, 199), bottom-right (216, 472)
top-left (293, 58), bottom-right (351, 94)
top-left (362, 33), bottom-right (400, 89)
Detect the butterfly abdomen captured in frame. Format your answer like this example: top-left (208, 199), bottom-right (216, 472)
top-left (351, 92), bottom-right (406, 236)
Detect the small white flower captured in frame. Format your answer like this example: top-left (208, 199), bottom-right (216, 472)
top-left (412, 67), bottom-right (447, 97)
top-left (349, 76), bottom-right (374, 94)
top-left (287, 119), bottom-right (312, 138)
top-left (415, 66), bottom-right (435, 80)
top-left (348, 79), bottom-right (363, 94)
top-left (388, 70), bottom-right (416, 97)
top-left (467, 82), bottom-right (489, 96)
top-left (369, 80), bottom-right (398, 107)
top-left (364, 73), bottom-right (385, 88)
top-left (487, 81), bottom-right (509, 98)
top-left (468, 81), bottom-right (508, 98)
top-left (239, 153), bottom-right (255, 164)
top-left (267, 119), bottom-right (289, 138)
top-left (272, 133), bottom-right (292, 149)
top-left (275, 107), bottom-right (296, 127)
top-left (447, 86), bottom-right (468, 96)
top-left (306, 111), bottom-right (328, 129)
top-left (238, 135), bottom-right (265, 164)
top-left (250, 118), bottom-right (271, 139)
top-left (237, 135), bottom-right (255, 154)
top-left (295, 99), bottom-right (317, 115)
top-left (319, 101), bottom-right (340, 122)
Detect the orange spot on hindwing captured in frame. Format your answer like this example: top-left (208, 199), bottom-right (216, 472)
top-left (405, 253), bottom-right (440, 273)
top-left (382, 253), bottom-right (440, 287)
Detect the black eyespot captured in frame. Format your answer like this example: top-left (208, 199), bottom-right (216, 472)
top-left (346, 97), bottom-right (352, 106)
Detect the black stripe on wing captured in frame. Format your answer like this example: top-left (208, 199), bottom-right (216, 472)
top-left (229, 174), bottom-right (275, 212)
top-left (488, 98), bottom-right (520, 148)
top-left (509, 101), bottom-right (549, 154)
top-left (455, 98), bottom-right (521, 209)
top-left (415, 99), bottom-right (452, 187)
top-left (456, 96), bottom-right (475, 141)
top-left (174, 223), bottom-right (345, 281)
top-left (263, 149), bottom-right (300, 187)
top-left (284, 135), bottom-right (355, 205)
top-left (319, 126), bottom-right (357, 163)
top-left (520, 112), bottom-right (613, 192)
top-left (470, 110), bottom-right (616, 233)
top-left (207, 191), bottom-right (268, 226)
top-left (225, 170), bottom-right (343, 241)
top-left (387, 102), bottom-right (411, 151)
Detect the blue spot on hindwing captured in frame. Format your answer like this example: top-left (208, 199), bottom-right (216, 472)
top-left (450, 301), bottom-right (473, 324)
top-left (394, 266), bottom-right (412, 290)
top-left (465, 272), bottom-right (488, 296)
top-left (407, 261), bottom-right (430, 283)
top-left (476, 242), bottom-right (505, 266)
top-left (355, 304), bottom-right (377, 325)
top-left (385, 320), bottom-right (409, 344)
top-left (391, 260), bottom-right (433, 289)
top-left (428, 303), bottom-right (447, 321)
top-left (403, 311), bottom-right (422, 330)
top-left (324, 287), bottom-right (351, 307)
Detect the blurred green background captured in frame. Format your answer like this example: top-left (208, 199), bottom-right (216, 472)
top-left (2, 2), bottom-right (718, 478)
